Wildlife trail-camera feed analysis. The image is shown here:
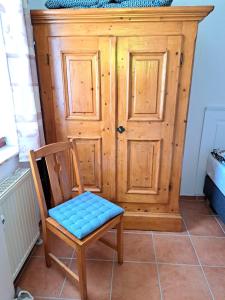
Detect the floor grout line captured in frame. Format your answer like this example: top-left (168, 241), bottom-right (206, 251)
top-left (153, 232), bottom-right (225, 238)
top-left (34, 257), bottom-right (225, 268)
top-left (70, 257), bottom-right (113, 262)
top-left (122, 260), bottom-right (156, 264)
top-left (152, 233), bottom-right (164, 300)
top-left (202, 264), bottom-right (225, 268)
top-left (109, 252), bottom-right (116, 300)
top-left (215, 216), bottom-right (225, 235)
top-left (153, 233), bottom-right (189, 237)
top-left (157, 262), bottom-right (199, 267)
top-left (190, 235), bottom-right (225, 239)
top-left (123, 231), bottom-right (153, 235)
top-left (31, 255), bottom-right (73, 260)
top-left (29, 255), bottom-right (225, 267)
top-left (58, 275), bottom-right (67, 298)
top-left (183, 218), bottom-right (215, 300)
top-left (59, 249), bottom-right (75, 298)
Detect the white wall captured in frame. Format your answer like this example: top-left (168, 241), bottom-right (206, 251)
top-left (29, 0), bottom-right (46, 9)
top-left (173, 0), bottom-right (225, 195)
top-left (29, 0), bottom-right (225, 196)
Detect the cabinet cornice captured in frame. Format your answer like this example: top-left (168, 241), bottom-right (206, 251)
top-left (31, 6), bottom-right (214, 24)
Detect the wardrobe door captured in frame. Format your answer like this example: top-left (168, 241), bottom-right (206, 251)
top-left (48, 37), bottom-right (116, 200)
top-left (117, 36), bottom-right (182, 204)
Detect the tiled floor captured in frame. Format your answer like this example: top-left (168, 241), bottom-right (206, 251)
top-left (16, 198), bottom-right (225, 300)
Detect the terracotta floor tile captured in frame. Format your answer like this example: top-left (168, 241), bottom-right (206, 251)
top-left (17, 257), bottom-right (69, 298)
top-left (180, 200), bottom-right (214, 215)
top-left (61, 259), bottom-right (112, 300)
top-left (183, 214), bottom-right (224, 236)
top-left (72, 232), bottom-right (115, 260)
top-left (203, 266), bottom-right (225, 300)
top-left (32, 231), bottom-right (74, 258)
top-left (111, 262), bottom-right (160, 300)
top-left (192, 236), bottom-right (225, 266)
top-left (159, 264), bottom-right (211, 300)
top-left (17, 201), bottom-right (225, 300)
top-left (154, 235), bottom-right (198, 264)
top-left (124, 233), bottom-right (155, 262)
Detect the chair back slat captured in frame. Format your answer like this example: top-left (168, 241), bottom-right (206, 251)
top-left (71, 140), bottom-right (84, 194)
top-left (45, 149), bottom-right (72, 206)
top-left (45, 153), bottom-right (64, 205)
top-left (55, 150), bottom-right (72, 200)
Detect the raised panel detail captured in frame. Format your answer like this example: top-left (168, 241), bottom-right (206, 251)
top-left (63, 52), bottom-right (100, 120)
top-left (128, 52), bottom-right (167, 121)
top-left (72, 138), bottom-right (102, 192)
top-left (127, 140), bottom-right (161, 194)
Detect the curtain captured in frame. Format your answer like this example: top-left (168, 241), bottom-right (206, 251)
top-left (0, 0), bottom-right (45, 161)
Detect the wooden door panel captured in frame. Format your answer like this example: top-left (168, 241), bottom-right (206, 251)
top-left (127, 140), bottom-right (161, 194)
top-left (117, 36), bottom-right (182, 204)
top-left (63, 52), bottom-right (100, 120)
top-left (73, 138), bottom-right (102, 192)
top-left (128, 52), bottom-right (167, 121)
top-left (48, 37), bottom-right (115, 199)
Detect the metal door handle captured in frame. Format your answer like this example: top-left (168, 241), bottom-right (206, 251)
top-left (117, 126), bottom-right (126, 134)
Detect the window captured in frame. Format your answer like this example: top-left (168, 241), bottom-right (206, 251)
top-left (0, 19), bottom-right (18, 162)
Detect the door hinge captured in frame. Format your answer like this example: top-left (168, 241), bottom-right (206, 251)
top-left (180, 53), bottom-right (184, 66)
top-left (46, 53), bottom-right (50, 65)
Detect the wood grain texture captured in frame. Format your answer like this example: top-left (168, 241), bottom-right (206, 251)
top-left (117, 35), bottom-right (182, 204)
top-left (128, 52), bottom-right (167, 121)
top-left (124, 211), bottom-right (182, 231)
top-left (31, 7), bottom-right (213, 231)
top-left (63, 51), bottom-right (100, 120)
top-left (47, 36), bottom-right (115, 200)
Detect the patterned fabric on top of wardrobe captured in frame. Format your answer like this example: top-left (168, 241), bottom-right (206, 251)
top-left (45, 0), bottom-right (173, 9)
top-left (211, 149), bottom-right (225, 164)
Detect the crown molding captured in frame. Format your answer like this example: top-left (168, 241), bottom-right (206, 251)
top-left (31, 6), bottom-right (214, 24)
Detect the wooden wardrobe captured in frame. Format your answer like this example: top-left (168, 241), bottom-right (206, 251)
top-left (31, 6), bottom-right (213, 231)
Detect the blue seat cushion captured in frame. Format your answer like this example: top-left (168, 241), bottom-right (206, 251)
top-left (48, 191), bottom-right (124, 239)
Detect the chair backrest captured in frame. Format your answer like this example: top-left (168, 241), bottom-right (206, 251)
top-left (29, 140), bottom-right (84, 223)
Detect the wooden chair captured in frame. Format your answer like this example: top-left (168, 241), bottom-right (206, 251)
top-left (29, 140), bottom-right (124, 300)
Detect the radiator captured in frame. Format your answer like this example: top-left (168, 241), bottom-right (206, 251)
top-left (0, 168), bottom-right (40, 280)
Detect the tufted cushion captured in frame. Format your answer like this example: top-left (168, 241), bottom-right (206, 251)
top-left (48, 191), bottom-right (124, 239)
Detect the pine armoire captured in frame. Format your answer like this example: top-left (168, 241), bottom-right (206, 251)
top-left (31, 6), bottom-right (213, 231)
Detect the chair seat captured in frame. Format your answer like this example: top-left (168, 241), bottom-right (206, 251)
top-left (48, 191), bottom-right (124, 239)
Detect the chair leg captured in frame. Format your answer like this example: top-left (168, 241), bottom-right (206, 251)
top-left (117, 217), bottom-right (124, 265)
top-left (42, 225), bottom-right (51, 268)
top-left (76, 246), bottom-right (87, 300)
